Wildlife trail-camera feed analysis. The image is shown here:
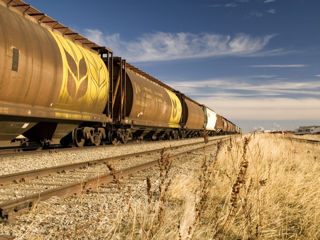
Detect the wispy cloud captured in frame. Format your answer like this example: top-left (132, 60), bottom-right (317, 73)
top-left (209, 0), bottom-right (249, 8)
top-left (315, 75), bottom-right (320, 77)
top-left (225, 2), bottom-right (238, 8)
top-left (197, 97), bottom-right (320, 120)
top-left (251, 75), bottom-right (277, 79)
top-left (267, 8), bottom-right (276, 14)
top-left (84, 29), bottom-right (277, 62)
top-left (251, 64), bottom-right (307, 68)
top-left (208, 1), bottom-right (242, 8)
top-left (166, 75), bottom-right (320, 120)
top-left (169, 78), bottom-right (320, 97)
top-left (264, 0), bottom-right (276, 3)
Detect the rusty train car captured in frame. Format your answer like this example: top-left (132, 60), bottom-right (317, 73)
top-left (0, 0), bottom-right (240, 147)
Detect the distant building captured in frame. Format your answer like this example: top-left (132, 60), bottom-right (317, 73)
top-left (294, 126), bottom-right (320, 135)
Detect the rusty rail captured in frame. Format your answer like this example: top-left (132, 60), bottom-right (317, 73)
top-left (0, 136), bottom-right (230, 187)
top-left (0, 139), bottom-right (227, 220)
top-left (287, 137), bottom-right (320, 144)
top-left (0, 135), bottom-right (231, 158)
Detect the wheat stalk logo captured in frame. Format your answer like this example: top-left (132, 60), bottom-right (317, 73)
top-left (65, 50), bottom-right (88, 100)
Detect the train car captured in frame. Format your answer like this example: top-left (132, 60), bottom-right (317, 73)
top-left (176, 93), bottom-right (205, 138)
top-left (214, 115), bottom-right (239, 134)
top-left (215, 114), bottom-right (224, 132)
top-left (222, 117), bottom-right (238, 134)
top-left (0, 0), bottom-right (114, 146)
top-left (109, 58), bottom-right (182, 143)
top-left (203, 106), bottom-right (218, 136)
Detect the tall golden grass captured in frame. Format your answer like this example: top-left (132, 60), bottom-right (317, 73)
top-left (107, 133), bottom-right (320, 239)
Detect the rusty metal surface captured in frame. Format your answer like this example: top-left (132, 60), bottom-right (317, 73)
top-left (0, 4), bottom-right (110, 124)
top-left (227, 120), bottom-right (235, 132)
top-left (222, 118), bottom-right (228, 131)
top-left (184, 98), bottom-right (205, 130)
top-left (0, 160), bottom-right (155, 219)
top-left (125, 62), bottom-right (201, 113)
top-left (0, 0), bottom-right (112, 54)
top-left (0, 4), bottom-right (62, 109)
top-left (126, 69), bottom-right (182, 128)
top-left (215, 114), bottom-right (224, 131)
top-left (126, 62), bottom-right (176, 93)
top-left (230, 123), bottom-right (236, 132)
top-left (0, 101), bottom-right (110, 123)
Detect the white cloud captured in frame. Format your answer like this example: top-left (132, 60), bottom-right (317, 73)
top-left (196, 97), bottom-right (320, 120)
top-left (84, 29), bottom-right (105, 46)
top-left (169, 78), bottom-right (320, 92)
top-left (246, 48), bottom-right (293, 57)
top-left (315, 75), bottom-right (320, 77)
top-left (267, 9), bottom-right (276, 14)
top-left (166, 76), bottom-right (320, 120)
top-left (225, 3), bottom-right (238, 7)
top-left (208, 1), bottom-right (246, 8)
top-left (251, 75), bottom-right (277, 79)
top-left (264, 0), bottom-right (276, 3)
top-left (84, 29), bottom-right (276, 62)
top-left (251, 64), bottom-right (307, 68)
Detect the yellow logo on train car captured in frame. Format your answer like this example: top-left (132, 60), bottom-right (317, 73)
top-left (165, 89), bottom-right (182, 128)
top-left (49, 31), bottom-right (109, 114)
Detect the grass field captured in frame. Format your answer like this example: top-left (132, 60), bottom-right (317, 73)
top-left (1, 133), bottom-right (319, 239)
top-left (105, 133), bottom-right (320, 239)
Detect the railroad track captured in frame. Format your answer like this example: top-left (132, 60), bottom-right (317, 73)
top-left (0, 136), bottom-right (231, 176)
top-left (0, 141), bottom-right (139, 158)
top-left (0, 136), bottom-right (231, 220)
top-left (286, 137), bottom-right (320, 144)
top-left (0, 137), bottom-right (229, 187)
top-left (0, 144), bottom-right (67, 157)
top-left (0, 135), bottom-right (231, 158)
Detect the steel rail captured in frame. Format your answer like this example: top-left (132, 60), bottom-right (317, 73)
top-left (286, 137), bottom-right (320, 144)
top-left (0, 139), bottom-right (226, 220)
top-left (0, 136), bottom-right (231, 187)
top-left (0, 135), bottom-right (231, 158)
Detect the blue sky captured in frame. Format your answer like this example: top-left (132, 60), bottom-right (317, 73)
top-left (26, 0), bottom-right (320, 132)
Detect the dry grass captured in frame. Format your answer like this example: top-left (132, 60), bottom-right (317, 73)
top-left (1, 133), bottom-right (320, 239)
top-left (109, 134), bottom-right (320, 239)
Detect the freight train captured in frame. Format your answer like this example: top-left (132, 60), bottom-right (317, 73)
top-left (0, 0), bottom-right (241, 148)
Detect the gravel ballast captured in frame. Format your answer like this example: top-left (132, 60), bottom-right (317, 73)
top-left (0, 139), bottom-right (222, 239)
top-left (0, 136), bottom-right (227, 176)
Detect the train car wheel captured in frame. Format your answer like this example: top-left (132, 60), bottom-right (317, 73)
top-left (72, 128), bottom-right (85, 147)
top-left (118, 129), bottom-right (128, 144)
top-left (112, 137), bottom-right (119, 145)
top-left (120, 134), bottom-right (128, 144)
top-left (93, 134), bottom-right (102, 146)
